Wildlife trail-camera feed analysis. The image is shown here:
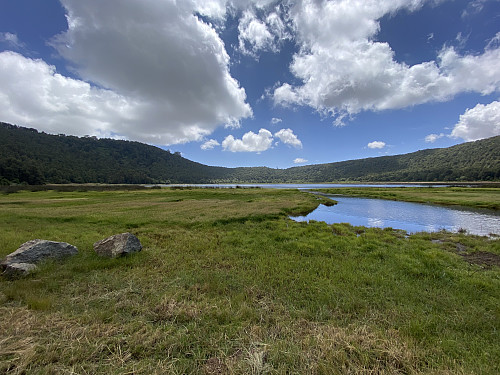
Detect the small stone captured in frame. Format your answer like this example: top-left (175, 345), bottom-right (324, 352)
top-left (93, 233), bottom-right (142, 258)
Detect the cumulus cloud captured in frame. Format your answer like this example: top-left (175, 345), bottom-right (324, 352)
top-left (425, 133), bottom-right (445, 143)
top-left (271, 117), bottom-right (282, 124)
top-left (293, 158), bottom-right (308, 164)
top-left (201, 139), bottom-right (220, 150)
top-left (273, 0), bottom-right (500, 123)
top-left (222, 126), bottom-right (303, 152)
top-left (14, 0), bottom-right (252, 145)
top-left (222, 128), bottom-right (273, 152)
top-left (451, 101), bottom-right (500, 141)
top-left (274, 128), bottom-right (302, 148)
top-left (0, 51), bottom-right (135, 138)
top-left (367, 141), bottom-right (386, 149)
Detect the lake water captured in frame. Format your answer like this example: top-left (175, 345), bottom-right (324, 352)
top-left (291, 195), bottom-right (500, 236)
top-left (163, 183), bottom-right (446, 189)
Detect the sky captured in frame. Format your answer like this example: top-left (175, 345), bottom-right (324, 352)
top-left (0, 0), bottom-right (499, 169)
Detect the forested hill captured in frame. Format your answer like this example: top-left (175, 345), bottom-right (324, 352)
top-left (1, 122), bottom-right (499, 184)
top-left (0, 122), bottom-right (231, 184)
top-left (270, 135), bottom-right (500, 182)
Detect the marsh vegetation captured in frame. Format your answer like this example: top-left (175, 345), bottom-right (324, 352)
top-left (0, 187), bottom-right (499, 374)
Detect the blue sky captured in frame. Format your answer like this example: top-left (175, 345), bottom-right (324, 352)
top-left (1, 0), bottom-right (499, 168)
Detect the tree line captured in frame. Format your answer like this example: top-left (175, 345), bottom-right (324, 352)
top-left (1, 122), bottom-right (499, 185)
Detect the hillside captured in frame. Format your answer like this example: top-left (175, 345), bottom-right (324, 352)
top-left (0, 122), bottom-right (231, 184)
top-left (1, 122), bottom-right (499, 184)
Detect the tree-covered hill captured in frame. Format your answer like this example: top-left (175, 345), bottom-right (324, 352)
top-left (0, 122), bottom-right (231, 184)
top-left (1, 122), bottom-right (499, 184)
top-left (270, 136), bottom-right (500, 182)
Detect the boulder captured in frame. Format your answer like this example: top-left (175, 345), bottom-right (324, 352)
top-left (93, 233), bottom-right (142, 258)
top-left (1, 239), bottom-right (78, 277)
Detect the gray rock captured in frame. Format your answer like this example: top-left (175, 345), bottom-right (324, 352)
top-left (1, 239), bottom-right (78, 277)
top-left (2, 239), bottom-right (78, 266)
top-left (2, 262), bottom-right (38, 278)
top-left (93, 233), bottom-right (142, 258)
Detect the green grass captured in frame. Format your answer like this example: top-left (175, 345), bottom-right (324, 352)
top-left (314, 187), bottom-right (500, 210)
top-left (0, 187), bottom-right (499, 374)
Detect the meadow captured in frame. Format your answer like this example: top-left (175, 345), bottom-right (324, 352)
top-left (0, 187), bottom-right (499, 374)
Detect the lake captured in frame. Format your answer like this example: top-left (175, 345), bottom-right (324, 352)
top-left (162, 183), bottom-right (447, 189)
top-left (291, 195), bottom-right (500, 236)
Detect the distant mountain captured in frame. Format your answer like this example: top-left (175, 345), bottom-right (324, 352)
top-left (1, 122), bottom-right (499, 185)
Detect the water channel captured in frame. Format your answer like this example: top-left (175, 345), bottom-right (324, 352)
top-left (291, 195), bottom-right (500, 236)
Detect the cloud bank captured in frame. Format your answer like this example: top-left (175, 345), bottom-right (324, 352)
top-left (273, 0), bottom-right (500, 123)
top-left (0, 51), bottom-right (133, 139)
top-left (0, 0), bottom-right (253, 145)
top-left (1, 0), bottom-right (499, 148)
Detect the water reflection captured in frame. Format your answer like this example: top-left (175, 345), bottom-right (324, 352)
top-left (291, 196), bottom-right (500, 236)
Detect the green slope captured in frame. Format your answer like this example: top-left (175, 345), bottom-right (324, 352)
top-left (1, 122), bottom-right (499, 184)
top-left (276, 137), bottom-right (500, 182)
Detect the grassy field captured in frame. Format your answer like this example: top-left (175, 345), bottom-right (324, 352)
top-left (314, 186), bottom-right (500, 210)
top-left (0, 187), bottom-right (499, 374)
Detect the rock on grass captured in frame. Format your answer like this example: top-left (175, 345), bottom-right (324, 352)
top-left (93, 232), bottom-right (142, 258)
top-left (1, 239), bottom-right (78, 277)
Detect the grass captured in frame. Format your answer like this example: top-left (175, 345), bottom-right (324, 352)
top-left (0, 187), bottom-right (499, 374)
top-left (313, 186), bottom-right (500, 210)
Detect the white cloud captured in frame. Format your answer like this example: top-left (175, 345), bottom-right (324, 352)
top-left (11, 0), bottom-right (253, 145)
top-left (271, 117), bottom-right (282, 124)
top-left (293, 158), bottom-right (308, 164)
top-left (273, 0), bottom-right (500, 123)
top-left (425, 133), bottom-right (445, 143)
top-left (238, 10), bottom-right (275, 56)
top-left (201, 139), bottom-right (220, 150)
top-left (451, 101), bottom-right (500, 141)
top-left (462, 0), bottom-right (487, 18)
top-left (222, 128), bottom-right (273, 152)
top-left (237, 4), bottom-right (291, 57)
top-left (0, 51), bottom-right (135, 139)
top-left (0, 32), bottom-right (23, 49)
top-left (3, 0), bottom-right (500, 149)
top-left (274, 128), bottom-right (302, 148)
top-left (486, 32), bottom-right (500, 51)
top-left (367, 141), bottom-right (386, 149)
